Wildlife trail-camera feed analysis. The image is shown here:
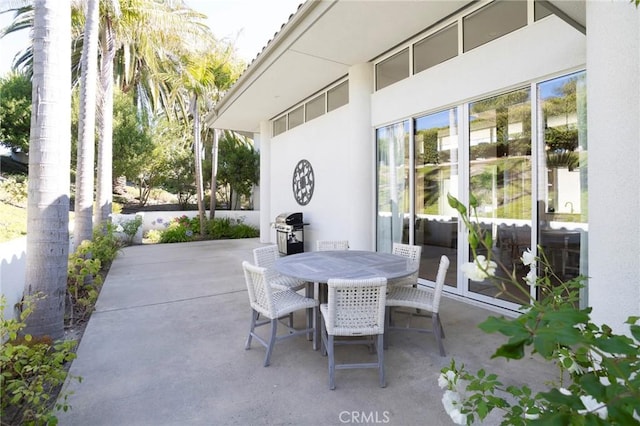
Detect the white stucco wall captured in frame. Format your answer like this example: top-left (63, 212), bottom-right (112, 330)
top-left (586, 0), bottom-right (640, 333)
top-left (269, 105), bottom-right (356, 251)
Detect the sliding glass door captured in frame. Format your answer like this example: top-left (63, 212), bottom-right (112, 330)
top-left (537, 71), bottom-right (588, 303)
top-left (468, 88), bottom-right (532, 304)
top-left (376, 121), bottom-right (410, 253)
top-left (375, 71), bottom-right (587, 310)
top-left (414, 108), bottom-right (459, 287)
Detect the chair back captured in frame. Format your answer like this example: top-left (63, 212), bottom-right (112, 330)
top-left (392, 243), bottom-right (422, 262)
top-left (325, 277), bottom-right (387, 336)
top-left (316, 240), bottom-right (349, 251)
top-left (242, 261), bottom-right (277, 318)
top-left (253, 245), bottom-right (279, 268)
top-left (432, 255), bottom-right (450, 314)
top-left (392, 243), bottom-right (422, 285)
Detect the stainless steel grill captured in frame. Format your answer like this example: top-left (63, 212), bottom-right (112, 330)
top-left (273, 212), bottom-right (306, 255)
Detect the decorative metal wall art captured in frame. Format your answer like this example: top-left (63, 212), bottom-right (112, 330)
top-left (292, 159), bottom-right (314, 205)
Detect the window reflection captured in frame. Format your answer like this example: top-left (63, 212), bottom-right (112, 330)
top-left (376, 121), bottom-right (410, 253)
top-left (414, 109), bottom-right (459, 287)
top-left (468, 88), bottom-right (532, 303)
top-left (537, 71), bottom-right (588, 290)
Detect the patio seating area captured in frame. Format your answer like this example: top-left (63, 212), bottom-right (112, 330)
top-left (56, 238), bottom-right (556, 425)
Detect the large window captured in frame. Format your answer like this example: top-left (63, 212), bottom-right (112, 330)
top-left (375, 71), bottom-right (587, 310)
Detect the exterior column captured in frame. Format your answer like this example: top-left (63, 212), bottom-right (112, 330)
top-left (347, 63), bottom-right (374, 250)
top-left (586, 0), bottom-right (640, 332)
top-left (258, 121), bottom-right (272, 243)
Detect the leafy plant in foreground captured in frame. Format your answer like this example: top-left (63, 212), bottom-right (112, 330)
top-left (439, 194), bottom-right (640, 425)
top-left (1, 295), bottom-right (80, 425)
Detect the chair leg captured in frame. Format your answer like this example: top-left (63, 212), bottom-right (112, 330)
top-left (245, 309), bottom-right (257, 350)
top-left (377, 334), bottom-right (386, 388)
top-left (312, 305), bottom-right (318, 351)
top-left (264, 318), bottom-right (278, 367)
top-left (320, 317), bottom-right (326, 356)
top-left (433, 313), bottom-right (446, 357)
top-left (328, 334), bottom-right (336, 390)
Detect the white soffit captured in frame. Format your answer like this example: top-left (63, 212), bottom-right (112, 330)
top-left (208, 0), bottom-right (472, 133)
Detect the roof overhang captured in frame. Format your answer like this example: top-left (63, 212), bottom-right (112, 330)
top-left (206, 0), bottom-right (586, 134)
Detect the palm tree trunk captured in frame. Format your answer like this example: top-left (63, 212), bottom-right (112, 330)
top-left (23, 0), bottom-right (72, 340)
top-left (95, 21), bottom-right (116, 226)
top-left (209, 128), bottom-right (219, 220)
top-left (192, 95), bottom-right (206, 236)
top-left (73, 0), bottom-right (100, 250)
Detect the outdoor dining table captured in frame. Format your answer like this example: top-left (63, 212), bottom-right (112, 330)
top-left (274, 250), bottom-right (418, 349)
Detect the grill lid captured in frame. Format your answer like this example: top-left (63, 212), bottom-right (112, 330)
top-left (275, 212), bottom-right (303, 225)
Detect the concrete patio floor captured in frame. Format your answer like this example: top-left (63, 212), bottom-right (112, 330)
top-left (56, 238), bottom-right (556, 426)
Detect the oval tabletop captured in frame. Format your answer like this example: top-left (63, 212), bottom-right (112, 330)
top-left (274, 250), bottom-right (417, 283)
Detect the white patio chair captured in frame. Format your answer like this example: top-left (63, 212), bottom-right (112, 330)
top-left (388, 243), bottom-right (422, 287)
top-left (320, 277), bottom-right (387, 389)
top-left (316, 240), bottom-right (349, 251)
top-left (242, 261), bottom-right (318, 367)
top-left (253, 245), bottom-right (306, 292)
top-left (384, 255), bottom-right (450, 356)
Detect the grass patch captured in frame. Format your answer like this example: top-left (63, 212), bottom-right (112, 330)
top-left (0, 202), bottom-right (27, 242)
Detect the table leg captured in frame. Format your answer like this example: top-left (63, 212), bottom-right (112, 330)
top-left (314, 281), bottom-right (320, 350)
top-left (306, 282), bottom-right (313, 343)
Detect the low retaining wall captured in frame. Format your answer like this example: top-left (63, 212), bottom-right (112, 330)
top-left (0, 210), bottom-right (259, 320)
top-left (0, 237), bottom-right (26, 321)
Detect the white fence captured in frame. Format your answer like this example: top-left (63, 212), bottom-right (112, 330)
top-left (0, 210), bottom-right (259, 320)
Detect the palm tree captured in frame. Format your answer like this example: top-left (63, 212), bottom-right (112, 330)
top-left (165, 47), bottom-right (239, 235)
top-left (95, 1), bottom-right (119, 225)
top-left (23, 0), bottom-right (71, 340)
top-left (73, 0), bottom-right (100, 250)
top-left (95, 0), bottom-right (214, 222)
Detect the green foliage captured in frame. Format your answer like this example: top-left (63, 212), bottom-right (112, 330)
top-left (112, 90), bottom-right (154, 176)
top-left (216, 131), bottom-right (259, 209)
top-left (206, 216), bottom-right (234, 239)
top-left (135, 118), bottom-right (193, 206)
top-left (0, 72), bottom-right (32, 153)
top-left (230, 223), bottom-right (260, 239)
top-left (144, 229), bottom-right (162, 244)
top-left (114, 215), bottom-right (143, 246)
top-left (159, 222), bottom-right (195, 244)
top-left (1, 295), bottom-right (80, 425)
top-left (67, 242), bottom-right (103, 326)
top-left (84, 223), bottom-right (121, 266)
top-left (0, 175), bottom-right (28, 206)
top-left (151, 215), bottom-right (258, 243)
top-left (438, 195), bottom-right (640, 425)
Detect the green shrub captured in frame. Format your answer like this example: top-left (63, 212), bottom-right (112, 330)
top-left (1, 295), bottom-right (80, 425)
top-left (159, 222), bottom-right (194, 243)
top-left (174, 214), bottom-right (200, 235)
top-left (231, 223), bottom-right (259, 238)
top-left (86, 222), bottom-right (122, 265)
top-left (207, 217), bottom-right (234, 239)
top-left (0, 175), bottom-right (28, 206)
top-left (67, 243), bottom-right (103, 326)
top-left (115, 215), bottom-right (142, 245)
top-left (144, 229), bottom-right (162, 244)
